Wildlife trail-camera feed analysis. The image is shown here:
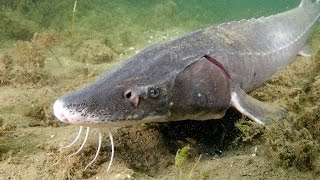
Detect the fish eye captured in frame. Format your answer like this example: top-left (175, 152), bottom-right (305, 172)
top-left (149, 87), bottom-right (160, 98)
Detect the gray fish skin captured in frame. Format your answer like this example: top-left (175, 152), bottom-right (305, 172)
top-left (214, 1), bottom-right (320, 91)
top-left (53, 1), bottom-right (320, 127)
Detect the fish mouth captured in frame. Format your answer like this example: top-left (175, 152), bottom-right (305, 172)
top-left (53, 99), bottom-right (170, 127)
top-left (53, 99), bottom-right (77, 124)
top-left (53, 99), bottom-right (69, 123)
top-left (53, 99), bottom-right (101, 127)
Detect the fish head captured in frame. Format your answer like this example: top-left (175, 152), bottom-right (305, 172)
top-left (53, 57), bottom-right (231, 127)
top-left (54, 41), bottom-right (231, 127)
top-left (53, 78), bottom-right (174, 128)
top-left (53, 47), bottom-right (180, 127)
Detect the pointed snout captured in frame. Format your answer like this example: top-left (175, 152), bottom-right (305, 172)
top-left (53, 97), bottom-right (103, 126)
top-left (53, 99), bottom-right (70, 123)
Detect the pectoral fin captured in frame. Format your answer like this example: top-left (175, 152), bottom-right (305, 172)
top-left (230, 85), bottom-right (285, 125)
top-left (298, 44), bottom-right (313, 57)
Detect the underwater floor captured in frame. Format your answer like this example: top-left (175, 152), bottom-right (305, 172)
top-left (0, 0), bottom-right (320, 179)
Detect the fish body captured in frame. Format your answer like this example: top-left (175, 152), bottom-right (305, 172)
top-left (54, 0), bottom-right (320, 127)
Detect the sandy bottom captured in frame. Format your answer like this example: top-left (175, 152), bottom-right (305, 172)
top-left (0, 33), bottom-right (320, 179)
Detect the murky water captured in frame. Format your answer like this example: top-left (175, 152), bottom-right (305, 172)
top-left (1, 0), bottom-right (319, 179)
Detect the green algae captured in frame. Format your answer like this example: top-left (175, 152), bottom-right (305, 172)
top-left (24, 95), bottom-right (59, 127)
top-left (235, 120), bottom-right (265, 143)
top-left (265, 120), bottom-right (319, 171)
top-left (255, 50), bottom-right (320, 171)
top-left (0, 12), bottom-right (39, 41)
top-left (73, 39), bottom-right (114, 64)
top-left (175, 146), bottom-right (189, 168)
top-left (0, 32), bottom-right (59, 86)
top-left (1, 0), bottom-right (320, 179)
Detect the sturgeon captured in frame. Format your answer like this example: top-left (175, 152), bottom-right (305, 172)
top-left (53, 0), bottom-right (320, 170)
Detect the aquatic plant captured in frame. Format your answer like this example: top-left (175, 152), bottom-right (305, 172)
top-left (0, 53), bottom-right (14, 85)
top-left (0, 120), bottom-right (16, 135)
top-left (174, 146), bottom-right (204, 179)
top-left (0, 12), bottom-right (38, 41)
top-left (261, 49), bottom-right (320, 171)
top-left (235, 120), bottom-right (265, 142)
top-left (0, 31), bottom-right (59, 86)
top-left (264, 120), bottom-right (319, 171)
top-left (71, 0), bottom-right (77, 32)
top-left (175, 146), bottom-right (188, 179)
top-left (73, 39), bottom-right (114, 64)
top-left (25, 96), bottom-right (58, 127)
top-left (175, 146), bottom-right (188, 169)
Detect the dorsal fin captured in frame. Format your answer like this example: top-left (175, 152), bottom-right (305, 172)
top-left (299, 0), bottom-right (312, 7)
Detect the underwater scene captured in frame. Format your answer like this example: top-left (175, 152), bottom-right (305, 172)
top-left (0, 0), bottom-right (320, 179)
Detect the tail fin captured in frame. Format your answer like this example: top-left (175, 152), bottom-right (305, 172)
top-left (299, 0), bottom-right (312, 7)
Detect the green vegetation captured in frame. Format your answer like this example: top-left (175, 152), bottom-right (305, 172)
top-left (252, 50), bottom-right (320, 171)
top-left (74, 39), bottom-right (114, 64)
top-left (24, 95), bottom-right (58, 127)
top-left (0, 32), bottom-right (59, 86)
top-left (0, 0), bottom-right (320, 179)
top-left (174, 146), bottom-right (205, 179)
top-left (235, 120), bottom-right (265, 142)
top-left (175, 146), bottom-right (189, 169)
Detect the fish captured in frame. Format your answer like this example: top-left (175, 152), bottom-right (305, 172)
top-left (53, 0), bottom-right (320, 170)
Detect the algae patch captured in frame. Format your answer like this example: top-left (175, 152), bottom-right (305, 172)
top-left (0, 1), bottom-right (319, 179)
top-left (235, 120), bottom-right (265, 143)
top-left (0, 12), bottom-right (39, 41)
top-left (24, 95), bottom-right (59, 127)
top-left (73, 39), bottom-right (115, 64)
top-left (255, 50), bottom-right (320, 171)
top-left (0, 32), bottom-right (59, 86)
top-left (264, 120), bottom-right (319, 171)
